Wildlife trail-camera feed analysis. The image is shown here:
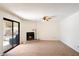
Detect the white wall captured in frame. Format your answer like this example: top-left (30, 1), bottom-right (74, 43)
top-left (37, 19), bottom-right (59, 40)
top-left (60, 11), bottom-right (79, 52)
top-left (20, 18), bottom-right (60, 43)
top-left (20, 20), bottom-right (37, 43)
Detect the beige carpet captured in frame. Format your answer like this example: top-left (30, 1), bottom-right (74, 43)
top-left (4, 40), bottom-right (79, 56)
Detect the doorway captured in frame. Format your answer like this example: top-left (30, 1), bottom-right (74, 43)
top-left (3, 18), bottom-right (20, 52)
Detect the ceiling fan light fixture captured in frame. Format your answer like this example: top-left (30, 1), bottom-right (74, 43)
top-left (42, 16), bottom-right (55, 21)
top-left (43, 16), bottom-right (49, 21)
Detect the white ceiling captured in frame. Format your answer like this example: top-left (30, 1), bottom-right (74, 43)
top-left (0, 3), bottom-right (79, 21)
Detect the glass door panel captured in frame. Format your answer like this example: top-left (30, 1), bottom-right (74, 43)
top-left (3, 20), bottom-right (12, 51)
top-left (13, 22), bottom-right (19, 47)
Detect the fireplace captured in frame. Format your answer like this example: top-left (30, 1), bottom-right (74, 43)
top-left (27, 32), bottom-right (34, 41)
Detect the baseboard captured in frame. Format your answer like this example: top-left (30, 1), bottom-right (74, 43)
top-left (60, 40), bottom-right (79, 53)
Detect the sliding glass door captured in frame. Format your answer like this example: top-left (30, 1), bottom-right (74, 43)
top-left (3, 18), bottom-right (20, 52)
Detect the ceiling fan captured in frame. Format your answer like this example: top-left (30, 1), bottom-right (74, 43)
top-left (42, 16), bottom-right (55, 21)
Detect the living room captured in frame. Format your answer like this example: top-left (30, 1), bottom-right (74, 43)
top-left (0, 3), bottom-right (79, 56)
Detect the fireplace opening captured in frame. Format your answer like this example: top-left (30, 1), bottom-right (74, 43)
top-left (26, 32), bottom-right (34, 41)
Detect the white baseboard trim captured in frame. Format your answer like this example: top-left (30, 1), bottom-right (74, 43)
top-left (60, 40), bottom-right (79, 53)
